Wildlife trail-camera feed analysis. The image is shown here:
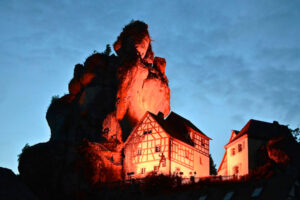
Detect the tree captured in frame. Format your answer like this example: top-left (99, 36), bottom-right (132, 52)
top-left (103, 44), bottom-right (111, 56)
top-left (51, 95), bottom-right (60, 104)
top-left (209, 154), bottom-right (217, 175)
top-left (290, 127), bottom-right (300, 143)
top-left (18, 143), bottom-right (30, 162)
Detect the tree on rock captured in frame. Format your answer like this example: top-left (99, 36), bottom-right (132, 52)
top-left (209, 154), bottom-right (217, 175)
top-left (103, 44), bottom-right (111, 56)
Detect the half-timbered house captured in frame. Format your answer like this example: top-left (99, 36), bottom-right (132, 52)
top-left (123, 111), bottom-right (211, 179)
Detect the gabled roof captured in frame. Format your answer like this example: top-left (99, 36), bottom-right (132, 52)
top-left (228, 130), bottom-right (239, 143)
top-left (149, 111), bottom-right (211, 146)
top-left (228, 119), bottom-right (291, 145)
top-left (217, 151), bottom-right (227, 173)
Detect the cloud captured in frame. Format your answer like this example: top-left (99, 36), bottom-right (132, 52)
top-left (256, 47), bottom-right (300, 70)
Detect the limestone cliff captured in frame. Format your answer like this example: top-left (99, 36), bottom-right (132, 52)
top-left (18, 20), bottom-right (170, 199)
top-left (46, 20), bottom-right (170, 144)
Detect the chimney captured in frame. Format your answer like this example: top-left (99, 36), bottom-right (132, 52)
top-left (157, 112), bottom-right (164, 119)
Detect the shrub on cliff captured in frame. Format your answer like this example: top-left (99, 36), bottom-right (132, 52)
top-left (75, 140), bottom-right (120, 184)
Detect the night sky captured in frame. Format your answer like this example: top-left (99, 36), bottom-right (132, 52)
top-left (1, 0), bottom-right (300, 174)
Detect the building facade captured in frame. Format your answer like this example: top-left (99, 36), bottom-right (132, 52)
top-left (123, 111), bottom-right (211, 179)
top-left (218, 119), bottom-right (291, 177)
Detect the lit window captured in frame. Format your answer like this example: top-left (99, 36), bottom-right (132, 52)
top-left (155, 145), bottom-right (161, 152)
top-left (251, 187), bottom-right (263, 198)
top-left (173, 144), bottom-right (178, 152)
top-left (201, 139), bottom-right (205, 147)
top-left (223, 191), bottom-right (234, 200)
top-left (231, 148), bottom-right (235, 156)
top-left (137, 149), bottom-right (142, 155)
top-left (141, 168), bottom-right (146, 174)
top-left (185, 150), bottom-right (189, 158)
top-left (238, 144), bottom-right (242, 152)
top-left (233, 166), bottom-right (239, 175)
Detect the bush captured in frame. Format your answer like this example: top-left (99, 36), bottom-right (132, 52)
top-left (51, 95), bottom-right (60, 104)
top-left (18, 143), bottom-right (30, 162)
top-left (140, 173), bottom-right (180, 195)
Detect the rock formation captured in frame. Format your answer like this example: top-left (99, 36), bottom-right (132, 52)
top-left (0, 167), bottom-right (38, 200)
top-left (18, 20), bottom-right (170, 199)
top-left (46, 20), bottom-right (170, 144)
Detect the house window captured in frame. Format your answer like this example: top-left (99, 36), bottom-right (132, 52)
top-left (238, 144), bottom-right (242, 152)
top-left (233, 166), bottom-right (239, 175)
top-left (155, 145), bottom-right (161, 152)
top-left (143, 131), bottom-right (147, 135)
top-left (141, 168), bottom-right (146, 174)
top-left (201, 139), bottom-right (205, 147)
top-left (148, 129), bottom-right (152, 134)
top-left (231, 148), bottom-right (235, 156)
top-left (185, 150), bottom-right (189, 159)
top-left (154, 166), bottom-right (158, 172)
top-left (137, 149), bottom-right (142, 155)
top-left (173, 144), bottom-right (178, 153)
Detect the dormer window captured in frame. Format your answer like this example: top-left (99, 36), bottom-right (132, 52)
top-left (143, 130), bottom-right (152, 135)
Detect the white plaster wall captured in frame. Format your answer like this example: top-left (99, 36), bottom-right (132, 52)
top-left (226, 136), bottom-right (249, 176)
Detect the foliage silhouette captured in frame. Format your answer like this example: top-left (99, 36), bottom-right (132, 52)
top-left (290, 127), bottom-right (300, 143)
top-left (17, 143), bottom-right (30, 162)
top-left (103, 44), bottom-right (111, 56)
top-left (210, 154), bottom-right (217, 175)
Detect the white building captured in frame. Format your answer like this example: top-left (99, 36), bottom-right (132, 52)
top-left (123, 111), bottom-right (211, 180)
top-left (218, 119), bottom-right (291, 177)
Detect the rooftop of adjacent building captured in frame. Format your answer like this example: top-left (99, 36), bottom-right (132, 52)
top-left (148, 111), bottom-right (211, 146)
top-left (227, 119), bottom-right (292, 146)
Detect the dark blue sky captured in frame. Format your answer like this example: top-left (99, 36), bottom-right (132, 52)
top-left (1, 0), bottom-right (300, 173)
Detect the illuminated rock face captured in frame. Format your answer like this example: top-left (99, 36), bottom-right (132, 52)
top-left (21, 21), bottom-right (170, 193)
top-left (20, 21), bottom-right (170, 198)
top-left (46, 20), bottom-right (170, 144)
